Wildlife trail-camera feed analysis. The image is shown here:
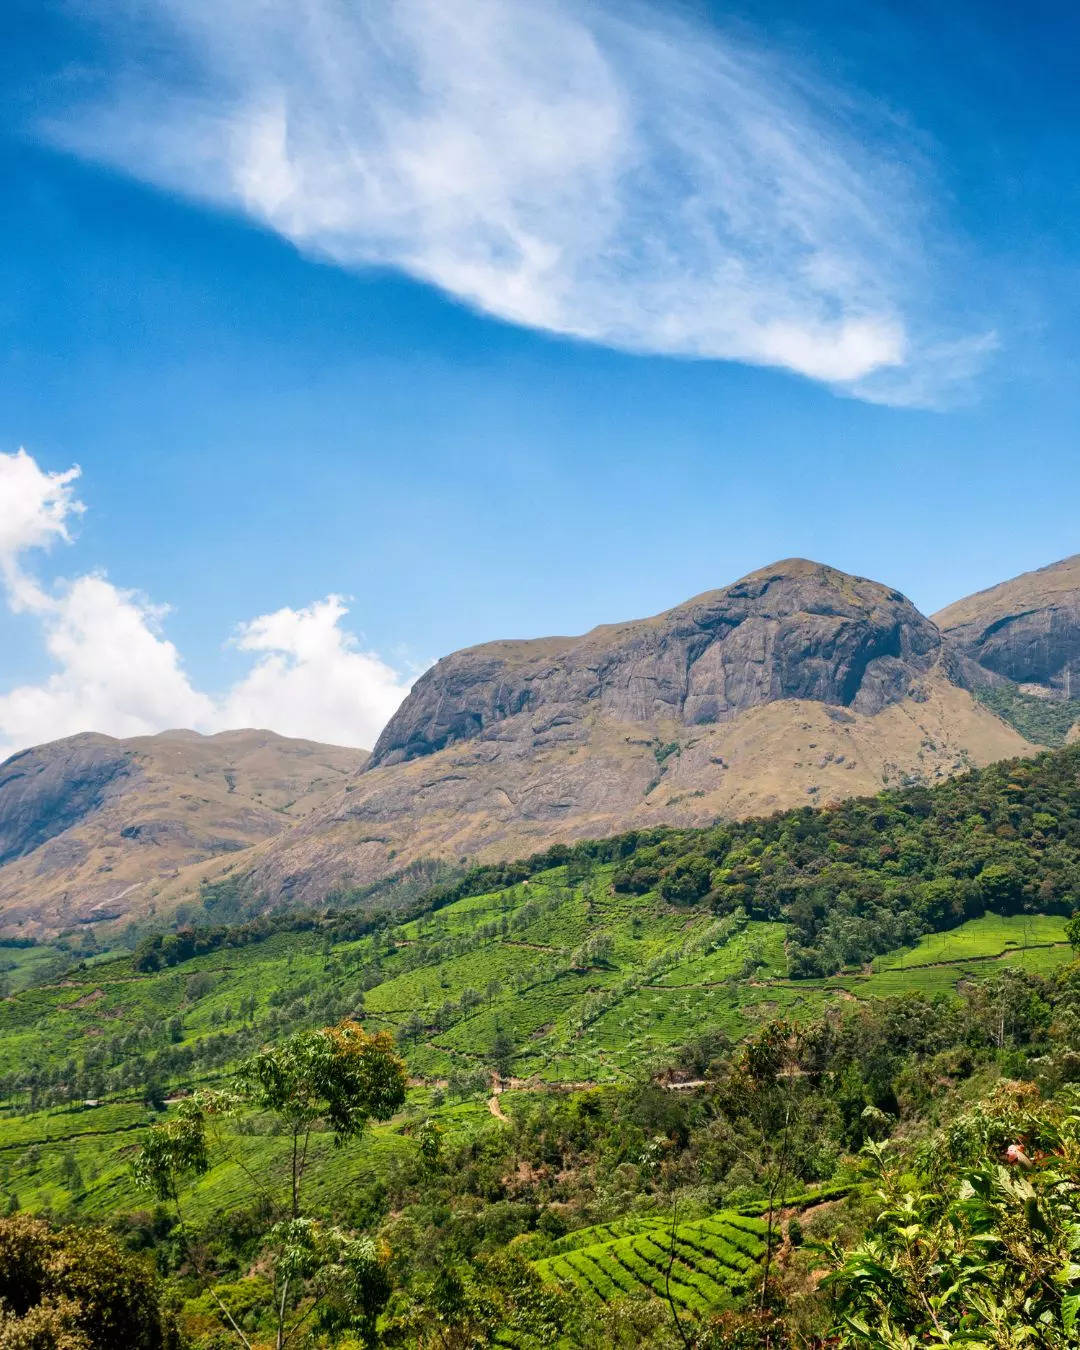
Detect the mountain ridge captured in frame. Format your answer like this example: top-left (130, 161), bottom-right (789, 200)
top-left (0, 729), bottom-right (368, 937)
top-left (230, 557), bottom-right (1029, 911)
top-left (369, 558), bottom-right (979, 769)
top-left (8, 552), bottom-right (1080, 936)
top-left (934, 553), bottom-right (1080, 694)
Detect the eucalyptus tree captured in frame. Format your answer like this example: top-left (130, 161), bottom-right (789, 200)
top-left (134, 1019), bottom-right (407, 1349)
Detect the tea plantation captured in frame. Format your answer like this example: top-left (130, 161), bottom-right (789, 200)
top-left (4, 745), bottom-right (1080, 1341)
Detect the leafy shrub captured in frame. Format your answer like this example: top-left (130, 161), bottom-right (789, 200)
top-left (0, 1214), bottom-right (183, 1349)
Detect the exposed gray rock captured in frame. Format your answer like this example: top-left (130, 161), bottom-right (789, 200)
top-left (934, 554), bottom-right (1080, 694)
top-left (0, 734), bottom-right (136, 866)
top-left (371, 559), bottom-right (960, 768)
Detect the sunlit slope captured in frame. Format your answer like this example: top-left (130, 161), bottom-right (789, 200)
top-left (0, 890), bottom-right (1071, 1225)
top-left (0, 729), bottom-right (368, 936)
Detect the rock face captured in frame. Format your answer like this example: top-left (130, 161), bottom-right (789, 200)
top-left (0, 730), bottom-right (368, 936)
top-left (229, 560), bottom-right (1029, 911)
top-left (934, 555), bottom-right (1080, 694)
top-left (0, 735), bottom-right (137, 868)
top-left (0, 559), bottom-right (1046, 936)
top-left (372, 560), bottom-right (954, 768)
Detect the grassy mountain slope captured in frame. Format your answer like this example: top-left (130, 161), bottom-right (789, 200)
top-left (2, 559), bottom-right (1057, 938)
top-left (232, 678), bottom-right (1031, 914)
top-left (0, 729), bottom-right (368, 937)
top-left (6, 746), bottom-right (1080, 1343)
top-left (223, 558), bottom-right (1046, 914)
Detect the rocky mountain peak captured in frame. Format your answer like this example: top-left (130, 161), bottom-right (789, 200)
top-left (934, 554), bottom-right (1080, 694)
top-left (368, 559), bottom-right (951, 769)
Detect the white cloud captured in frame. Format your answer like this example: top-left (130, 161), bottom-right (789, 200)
top-left (220, 596), bottom-right (412, 747)
top-left (0, 449), bottom-right (84, 610)
top-left (0, 451), bottom-right (411, 756)
top-left (49, 0), bottom-right (991, 403)
top-left (0, 574), bottom-right (216, 750)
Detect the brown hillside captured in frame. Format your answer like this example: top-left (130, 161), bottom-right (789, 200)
top-left (934, 554), bottom-right (1080, 694)
top-left (0, 730), bottom-right (367, 937)
top-left (228, 560), bottom-right (1031, 908)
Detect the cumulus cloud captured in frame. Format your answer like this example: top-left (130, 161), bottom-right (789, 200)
top-left (0, 574), bottom-right (216, 750)
top-left (0, 449), bottom-right (84, 609)
top-left (0, 451), bottom-right (411, 756)
top-left (49, 0), bottom-right (991, 403)
top-left (220, 597), bottom-right (412, 747)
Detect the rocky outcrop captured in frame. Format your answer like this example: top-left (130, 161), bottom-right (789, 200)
top-left (226, 560), bottom-right (1030, 911)
top-left (0, 735), bottom-right (137, 868)
top-left (371, 560), bottom-right (961, 769)
top-left (934, 555), bottom-right (1080, 694)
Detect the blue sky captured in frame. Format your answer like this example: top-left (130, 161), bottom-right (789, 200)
top-left (0, 0), bottom-right (1078, 752)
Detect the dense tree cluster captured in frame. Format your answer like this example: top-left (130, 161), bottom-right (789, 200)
top-left (613, 747), bottom-right (1080, 974)
top-left (0, 1213), bottom-right (182, 1348)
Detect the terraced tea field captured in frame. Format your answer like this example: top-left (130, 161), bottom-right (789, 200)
top-left (534, 1211), bottom-right (770, 1313)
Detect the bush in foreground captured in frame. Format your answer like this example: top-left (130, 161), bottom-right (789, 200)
top-left (0, 1213), bottom-right (183, 1349)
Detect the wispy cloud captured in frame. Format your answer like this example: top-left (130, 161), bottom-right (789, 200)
top-left (51, 0), bottom-right (991, 403)
top-left (0, 450), bottom-right (412, 755)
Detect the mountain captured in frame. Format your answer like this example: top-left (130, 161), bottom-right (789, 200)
top-left (934, 553), bottom-right (1080, 694)
top-left (0, 730), bottom-right (367, 937)
top-left (230, 559), bottom-right (1031, 908)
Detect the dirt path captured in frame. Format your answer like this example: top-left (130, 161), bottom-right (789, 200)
top-left (474, 1072), bottom-right (707, 1114)
top-left (487, 1077), bottom-right (508, 1121)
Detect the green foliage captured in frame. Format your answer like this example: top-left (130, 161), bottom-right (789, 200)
top-left (571, 933), bottom-right (615, 969)
top-left (265, 1218), bottom-right (391, 1346)
top-left (534, 1212), bottom-right (768, 1313)
top-left (383, 1250), bottom-right (573, 1349)
top-left (238, 1021), bottom-right (407, 1148)
top-left (133, 1097), bottom-right (214, 1202)
top-left (14, 748), bottom-right (1080, 1345)
top-left (825, 1082), bottom-right (1080, 1348)
top-left (133, 1023), bottom-right (406, 1348)
top-left (0, 1213), bottom-right (183, 1348)
top-left (976, 684), bottom-right (1080, 747)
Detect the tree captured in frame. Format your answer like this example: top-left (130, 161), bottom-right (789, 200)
top-left (571, 932), bottom-right (615, 969)
top-left (237, 1020), bottom-right (408, 1219)
top-left (658, 855), bottom-right (712, 904)
top-left (134, 1021), bottom-right (407, 1349)
top-left (59, 1148), bottom-right (84, 1196)
top-left (725, 1019), bottom-right (823, 1310)
top-left (489, 1027), bottom-right (516, 1079)
top-left (0, 1213), bottom-right (183, 1349)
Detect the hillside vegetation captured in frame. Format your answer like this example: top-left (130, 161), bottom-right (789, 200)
top-left (5, 745), bottom-right (1080, 1345)
top-left (975, 682), bottom-right (1080, 746)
